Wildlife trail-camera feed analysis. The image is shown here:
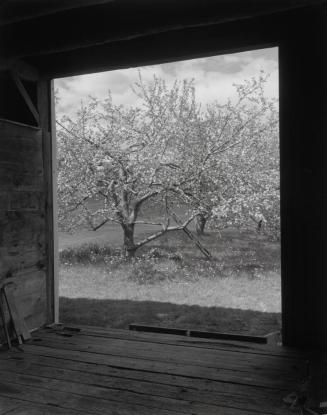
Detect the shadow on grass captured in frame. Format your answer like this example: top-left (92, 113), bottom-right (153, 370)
top-left (59, 297), bottom-right (281, 336)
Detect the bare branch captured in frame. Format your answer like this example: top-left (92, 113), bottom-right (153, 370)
top-left (134, 220), bottom-right (165, 226)
top-left (134, 191), bottom-right (159, 213)
top-left (135, 214), bottom-right (196, 249)
top-left (92, 217), bottom-right (120, 231)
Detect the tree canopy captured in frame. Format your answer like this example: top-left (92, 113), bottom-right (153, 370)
top-left (57, 71), bottom-right (279, 256)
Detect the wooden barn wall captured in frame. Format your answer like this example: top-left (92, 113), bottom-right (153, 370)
top-left (0, 119), bottom-right (48, 332)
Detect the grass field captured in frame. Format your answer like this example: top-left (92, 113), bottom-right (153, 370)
top-left (59, 220), bottom-right (281, 336)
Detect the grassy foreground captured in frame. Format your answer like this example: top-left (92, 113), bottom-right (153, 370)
top-left (59, 227), bottom-right (281, 335)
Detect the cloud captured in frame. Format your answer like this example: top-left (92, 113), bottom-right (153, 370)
top-left (55, 47), bottom-right (278, 118)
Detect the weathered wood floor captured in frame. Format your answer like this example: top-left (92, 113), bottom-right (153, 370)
top-left (0, 325), bottom-right (310, 414)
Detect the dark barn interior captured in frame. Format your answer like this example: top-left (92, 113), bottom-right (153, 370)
top-left (1, 0), bottom-right (327, 413)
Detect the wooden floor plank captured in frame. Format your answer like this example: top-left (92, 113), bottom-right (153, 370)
top-left (10, 342), bottom-right (301, 391)
top-left (27, 335), bottom-right (306, 386)
top-left (0, 351), bottom-right (288, 399)
top-left (0, 400), bottom-right (86, 415)
top-left (0, 370), bottom-right (223, 415)
top-left (0, 378), bottom-right (272, 415)
top-left (0, 397), bottom-right (22, 414)
top-left (37, 329), bottom-right (306, 371)
top-left (34, 332), bottom-right (303, 369)
top-left (0, 380), bottom-right (185, 415)
top-left (0, 327), bottom-right (305, 415)
top-left (50, 325), bottom-right (306, 359)
top-left (0, 357), bottom-right (290, 414)
top-left (7, 408), bottom-right (78, 414)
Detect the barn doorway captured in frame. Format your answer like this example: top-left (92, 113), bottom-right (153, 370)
top-left (54, 47), bottom-right (281, 338)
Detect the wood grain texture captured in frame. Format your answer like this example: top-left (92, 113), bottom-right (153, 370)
top-left (0, 397), bottom-right (22, 414)
top-left (37, 80), bottom-right (56, 326)
top-left (1, 404), bottom-right (84, 415)
top-left (0, 357), bottom-right (289, 410)
top-left (57, 324), bottom-right (308, 359)
top-left (0, 327), bottom-right (306, 414)
top-left (22, 340), bottom-right (304, 390)
top-left (34, 330), bottom-right (307, 377)
top-left (0, 119), bottom-right (47, 337)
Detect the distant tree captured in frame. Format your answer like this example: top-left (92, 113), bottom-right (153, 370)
top-left (57, 72), bottom-right (279, 258)
top-left (151, 72), bottom-right (279, 238)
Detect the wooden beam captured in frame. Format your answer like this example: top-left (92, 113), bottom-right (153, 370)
top-left (279, 8), bottom-right (327, 347)
top-left (10, 59), bottom-right (39, 81)
top-left (37, 79), bottom-right (56, 325)
top-left (11, 71), bottom-right (40, 125)
top-left (28, 14), bottom-right (279, 79)
top-left (0, 58), bottom-right (38, 81)
top-left (0, 0), bottom-right (115, 26)
top-left (129, 324), bottom-right (188, 337)
top-left (129, 324), bottom-right (269, 344)
top-left (0, 0), bottom-right (326, 28)
top-left (1, 2), bottom-right (325, 59)
top-left (50, 80), bottom-right (59, 324)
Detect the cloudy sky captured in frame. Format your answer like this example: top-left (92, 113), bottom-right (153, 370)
top-left (55, 47), bottom-right (278, 118)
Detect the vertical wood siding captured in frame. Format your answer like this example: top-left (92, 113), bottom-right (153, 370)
top-left (0, 119), bottom-right (47, 332)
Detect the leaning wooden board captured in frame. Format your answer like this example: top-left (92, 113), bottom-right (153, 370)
top-left (4, 284), bottom-right (31, 340)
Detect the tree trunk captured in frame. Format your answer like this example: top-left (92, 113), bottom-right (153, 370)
top-left (121, 223), bottom-right (137, 258)
top-left (195, 213), bottom-right (207, 235)
top-left (257, 219), bottom-right (263, 232)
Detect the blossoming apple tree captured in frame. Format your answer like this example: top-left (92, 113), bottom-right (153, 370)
top-left (57, 72), bottom-right (279, 257)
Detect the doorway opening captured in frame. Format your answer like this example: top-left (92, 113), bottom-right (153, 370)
top-left (54, 47), bottom-right (280, 338)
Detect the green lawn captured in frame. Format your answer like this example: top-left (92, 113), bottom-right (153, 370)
top-left (59, 227), bottom-right (281, 336)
